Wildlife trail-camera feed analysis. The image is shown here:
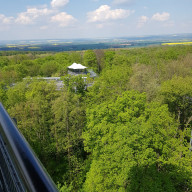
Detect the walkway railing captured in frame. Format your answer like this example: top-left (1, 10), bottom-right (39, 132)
top-left (0, 103), bottom-right (58, 192)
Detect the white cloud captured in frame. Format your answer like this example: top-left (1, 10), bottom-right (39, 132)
top-left (40, 25), bottom-right (49, 30)
top-left (137, 12), bottom-right (170, 28)
top-left (51, 0), bottom-right (69, 8)
top-left (0, 14), bottom-right (14, 24)
top-left (1, 4), bottom-right (76, 29)
top-left (96, 24), bottom-right (104, 29)
top-left (137, 15), bottom-right (149, 28)
top-left (0, 14), bottom-right (13, 32)
top-left (113, 0), bottom-right (136, 5)
top-left (87, 5), bottom-right (134, 23)
top-left (152, 12), bottom-right (170, 21)
top-left (15, 8), bottom-right (54, 24)
top-left (51, 12), bottom-right (76, 27)
top-left (16, 14), bottom-right (32, 25)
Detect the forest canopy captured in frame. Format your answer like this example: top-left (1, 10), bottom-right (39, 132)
top-left (0, 45), bottom-right (192, 191)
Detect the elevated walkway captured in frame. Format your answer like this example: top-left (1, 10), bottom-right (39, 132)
top-left (0, 103), bottom-right (58, 192)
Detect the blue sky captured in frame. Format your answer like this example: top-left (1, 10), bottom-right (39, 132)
top-left (0, 0), bottom-right (191, 40)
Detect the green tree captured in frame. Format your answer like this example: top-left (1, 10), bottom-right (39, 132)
top-left (86, 62), bottom-right (132, 105)
top-left (0, 56), bottom-right (9, 68)
top-left (22, 60), bottom-right (40, 77)
top-left (69, 51), bottom-right (83, 64)
top-left (161, 76), bottom-right (192, 130)
top-left (52, 87), bottom-right (86, 190)
top-left (83, 50), bottom-right (98, 72)
top-left (129, 63), bottom-right (160, 101)
top-left (94, 49), bottom-right (105, 73)
top-left (103, 50), bottom-right (115, 69)
top-left (1, 65), bottom-right (19, 84)
top-left (83, 91), bottom-right (192, 192)
top-left (7, 80), bottom-right (59, 161)
top-left (40, 61), bottom-right (58, 76)
top-left (6, 81), bottom-right (27, 108)
top-left (161, 53), bottom-right (192, 81)
top-left (15, 63), bottom-right (28, 79)
top-left (55, 52), bottom-right (70, 76)
top-left (0, 81), bottom-right (7, 104)
top-left (63, 75), bottom-right (87, 96)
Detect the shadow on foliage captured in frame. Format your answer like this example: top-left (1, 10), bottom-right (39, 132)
top-left (126, 163), bottom-right (192, 192)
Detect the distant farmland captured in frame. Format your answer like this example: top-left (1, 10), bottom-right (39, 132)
top-left (162, 42), bottom-right (192, 45)
top-left (1, 34), bottom-right (192, 51)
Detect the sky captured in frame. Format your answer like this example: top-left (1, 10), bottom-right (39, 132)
top-left (0, 0), bottom-right (191, 40)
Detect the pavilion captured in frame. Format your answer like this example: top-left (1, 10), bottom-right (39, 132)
top-left (68, 63), bottom-right (87, 76)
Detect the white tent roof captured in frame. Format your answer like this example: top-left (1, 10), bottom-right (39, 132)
top-left (68, 63), bottom-right (87, 70)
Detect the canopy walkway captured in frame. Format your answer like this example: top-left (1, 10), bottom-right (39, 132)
top-left (0, 103), bottom-right (58, 192)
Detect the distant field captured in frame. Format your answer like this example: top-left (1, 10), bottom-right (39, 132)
top-left (162, 42), bottom-right (192, 45)
top-left (0, 34), bottom-right (192, 51)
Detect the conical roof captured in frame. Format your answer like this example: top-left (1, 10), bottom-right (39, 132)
top-left (68, 63), bottom-right (87, 69)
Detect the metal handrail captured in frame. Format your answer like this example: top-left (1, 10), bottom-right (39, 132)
top-left (0, 103), bottom-right (58, 192)
top-left (190, 130), bottom-right (192, 151)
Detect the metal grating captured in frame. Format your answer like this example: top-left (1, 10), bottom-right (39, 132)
top-left (0, 133), bottom-right (26, 192)
top-left (0, 103), bottom-right (58, 192)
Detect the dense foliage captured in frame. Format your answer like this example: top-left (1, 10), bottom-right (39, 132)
top-left (0, 45), bottom-right (192, 191)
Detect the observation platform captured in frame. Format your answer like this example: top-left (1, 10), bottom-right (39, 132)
top-left (0, 103), bottom-right (58, 192)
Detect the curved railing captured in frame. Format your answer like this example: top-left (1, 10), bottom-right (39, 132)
top-left (0, 103), bottom-right (58, 192)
